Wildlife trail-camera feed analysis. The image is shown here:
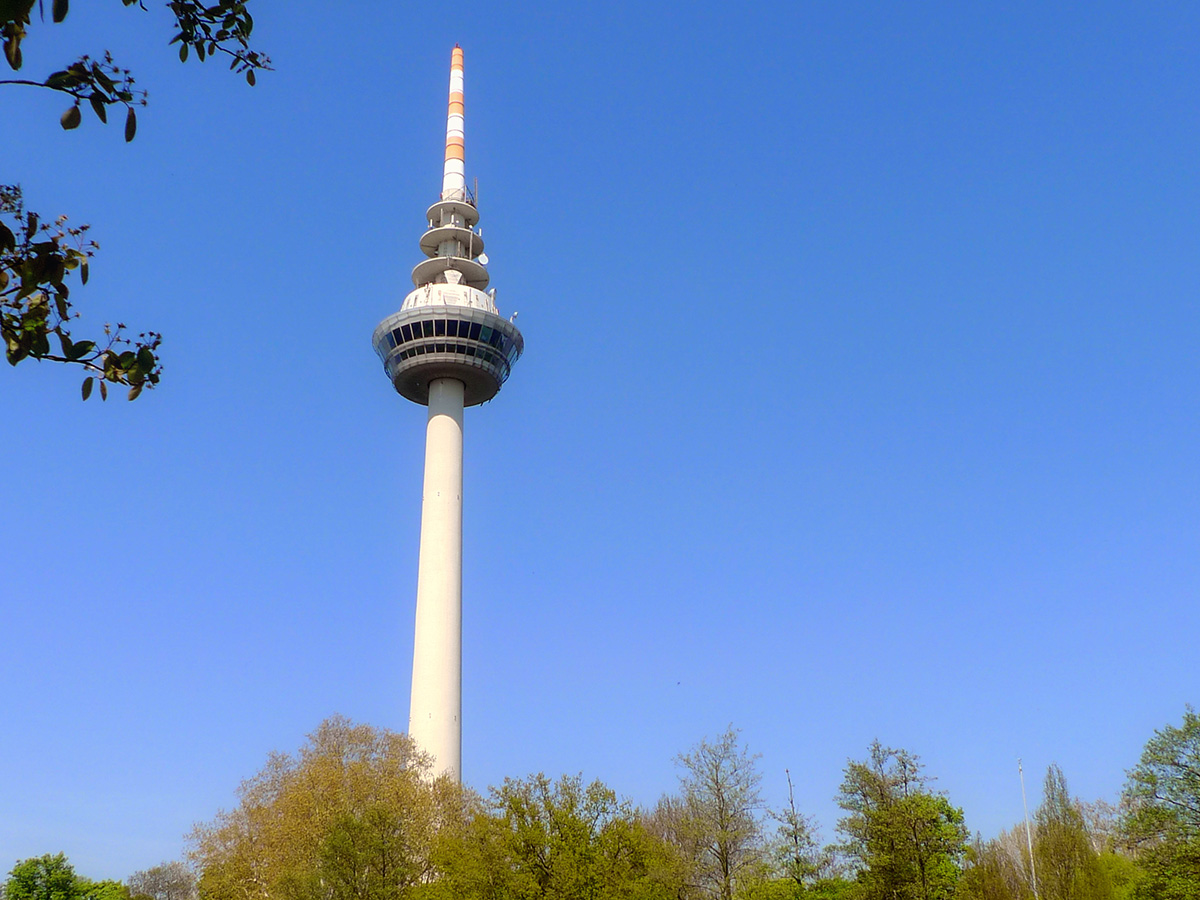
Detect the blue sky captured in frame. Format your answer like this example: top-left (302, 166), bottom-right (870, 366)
top-left (3, 0), bottom-right (1199, 880)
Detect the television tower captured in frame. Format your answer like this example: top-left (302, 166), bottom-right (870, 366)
top-left (371, 45), bottom-right (523, 782)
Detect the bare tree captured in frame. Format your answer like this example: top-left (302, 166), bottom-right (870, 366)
top-left (126, 862), bottom-right (195, 900)
top-left (768, 769), bottom-right (837, 893)
top-left (673, 726), bottom-right (766, 900)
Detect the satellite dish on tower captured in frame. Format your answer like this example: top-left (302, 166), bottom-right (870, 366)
top-left (478, 253), bottom-right (489, 266)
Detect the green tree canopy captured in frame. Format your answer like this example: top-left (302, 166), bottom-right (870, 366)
top-left (1033, 765), bottom-right (1113, 900)
top-left (1122, 707), bottom-right (1200, 899)
top-left (3, 854), bottom-right (80, 900)
top-left (1, 855), bottom-right (129, 900)
top-left (433, 772), bottom-right (679, 900)
top-left (835, 741), bottom-right (968, 900)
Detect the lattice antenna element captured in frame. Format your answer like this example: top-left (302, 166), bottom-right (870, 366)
top-left (370, 46), bottom-right (524, 784)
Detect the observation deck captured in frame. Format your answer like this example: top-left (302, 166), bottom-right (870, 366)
top-left (372, 292), bottom-right (522, 407)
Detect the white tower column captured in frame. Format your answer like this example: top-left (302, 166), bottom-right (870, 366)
top-left (409, 376), bottom-right (465, 780)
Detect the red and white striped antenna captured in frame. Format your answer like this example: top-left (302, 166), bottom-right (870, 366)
top-left (441, 45), bottom-right (466, 201)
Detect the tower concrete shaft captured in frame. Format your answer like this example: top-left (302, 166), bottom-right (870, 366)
top-left (409, 377), bottom-right (464, 780)
top-left (372, 45), bottom-right (523, 785)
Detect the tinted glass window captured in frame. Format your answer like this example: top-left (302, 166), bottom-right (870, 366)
top-left (446, 320), bottom-right (459, 337)
top-left (415, 345), bottom-right (425, 355)
top-left (400, 325), bottom-right (412, 342)
top-left (422, 320), bottom-right (434, 338)
top-left (469, 322), bottom-right (482, 340)
top-left (434, 319), bottom-right (446, 336)
top-left (480, 326), bottom-right (492, 343)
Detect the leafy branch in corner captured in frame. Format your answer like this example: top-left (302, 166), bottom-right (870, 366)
top-left (1, 185), bottom-right (161, 400)
top-left (167, 0), bottom-right (267, 84)
top-left (1, 0), bottom-right (268, 399)
top-left (2, 1), bottom-right (270, 132)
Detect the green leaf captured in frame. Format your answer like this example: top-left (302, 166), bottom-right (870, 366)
top-left (7, 339), bottom-right (27, 364)
top-left (57, 330), bottom-right (72, 357)
top-left (99, 379), bottom-right (107, 400)
top-left (69, 340), bottom-right (94, 360)
top-left (127, 383), bottom-right (142, 401)
top-left (4, 34), bottom-right (22, 71)
top-left (124, 105), bottom-right (137, 142)
top-left (137, 346), bottom-right (156, 372)
top-left (0, 221), bottom-right (14, 251)
top-left (44, 70), bottom-right (75, 89)
top-left (89, 93), bottom-right (107, 123)
top-left (52, 0), bottom-right (68, 23)
top-left (60, 104), bottom-right (82, 130)
top-left (80, 259), bottom-right (89, 284)
top-left (81, 376), bottom-right (93, 400)
top-left (93, 67), bottom-right (115, 93)
top-left (245, 68), bottom-right (255, 86)
top-left (179, 41), bottom-right (188, 62)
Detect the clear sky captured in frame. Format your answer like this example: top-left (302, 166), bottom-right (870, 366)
top-left (3, 0), bottom-right (1199, 881)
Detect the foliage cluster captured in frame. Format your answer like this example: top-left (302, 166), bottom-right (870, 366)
top-left (0, 185), bottom-right (160, 399)
top-left (433, 773), bottom-right (678, 900)
top-left (0, 853), bottom-right (132, 900)
top-left (188, 716), bottom-right (455, 900)
top-left (1120, 707), bottom-right (1200, 899)
top-left (835, 742), bottom-right (968, 900)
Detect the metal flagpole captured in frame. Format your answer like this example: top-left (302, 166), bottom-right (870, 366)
top-left (1019, 758), bottom-right (1040, 900)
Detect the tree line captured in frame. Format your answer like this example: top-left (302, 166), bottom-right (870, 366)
top-left (5, 708), bottom-right (1197, 900)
